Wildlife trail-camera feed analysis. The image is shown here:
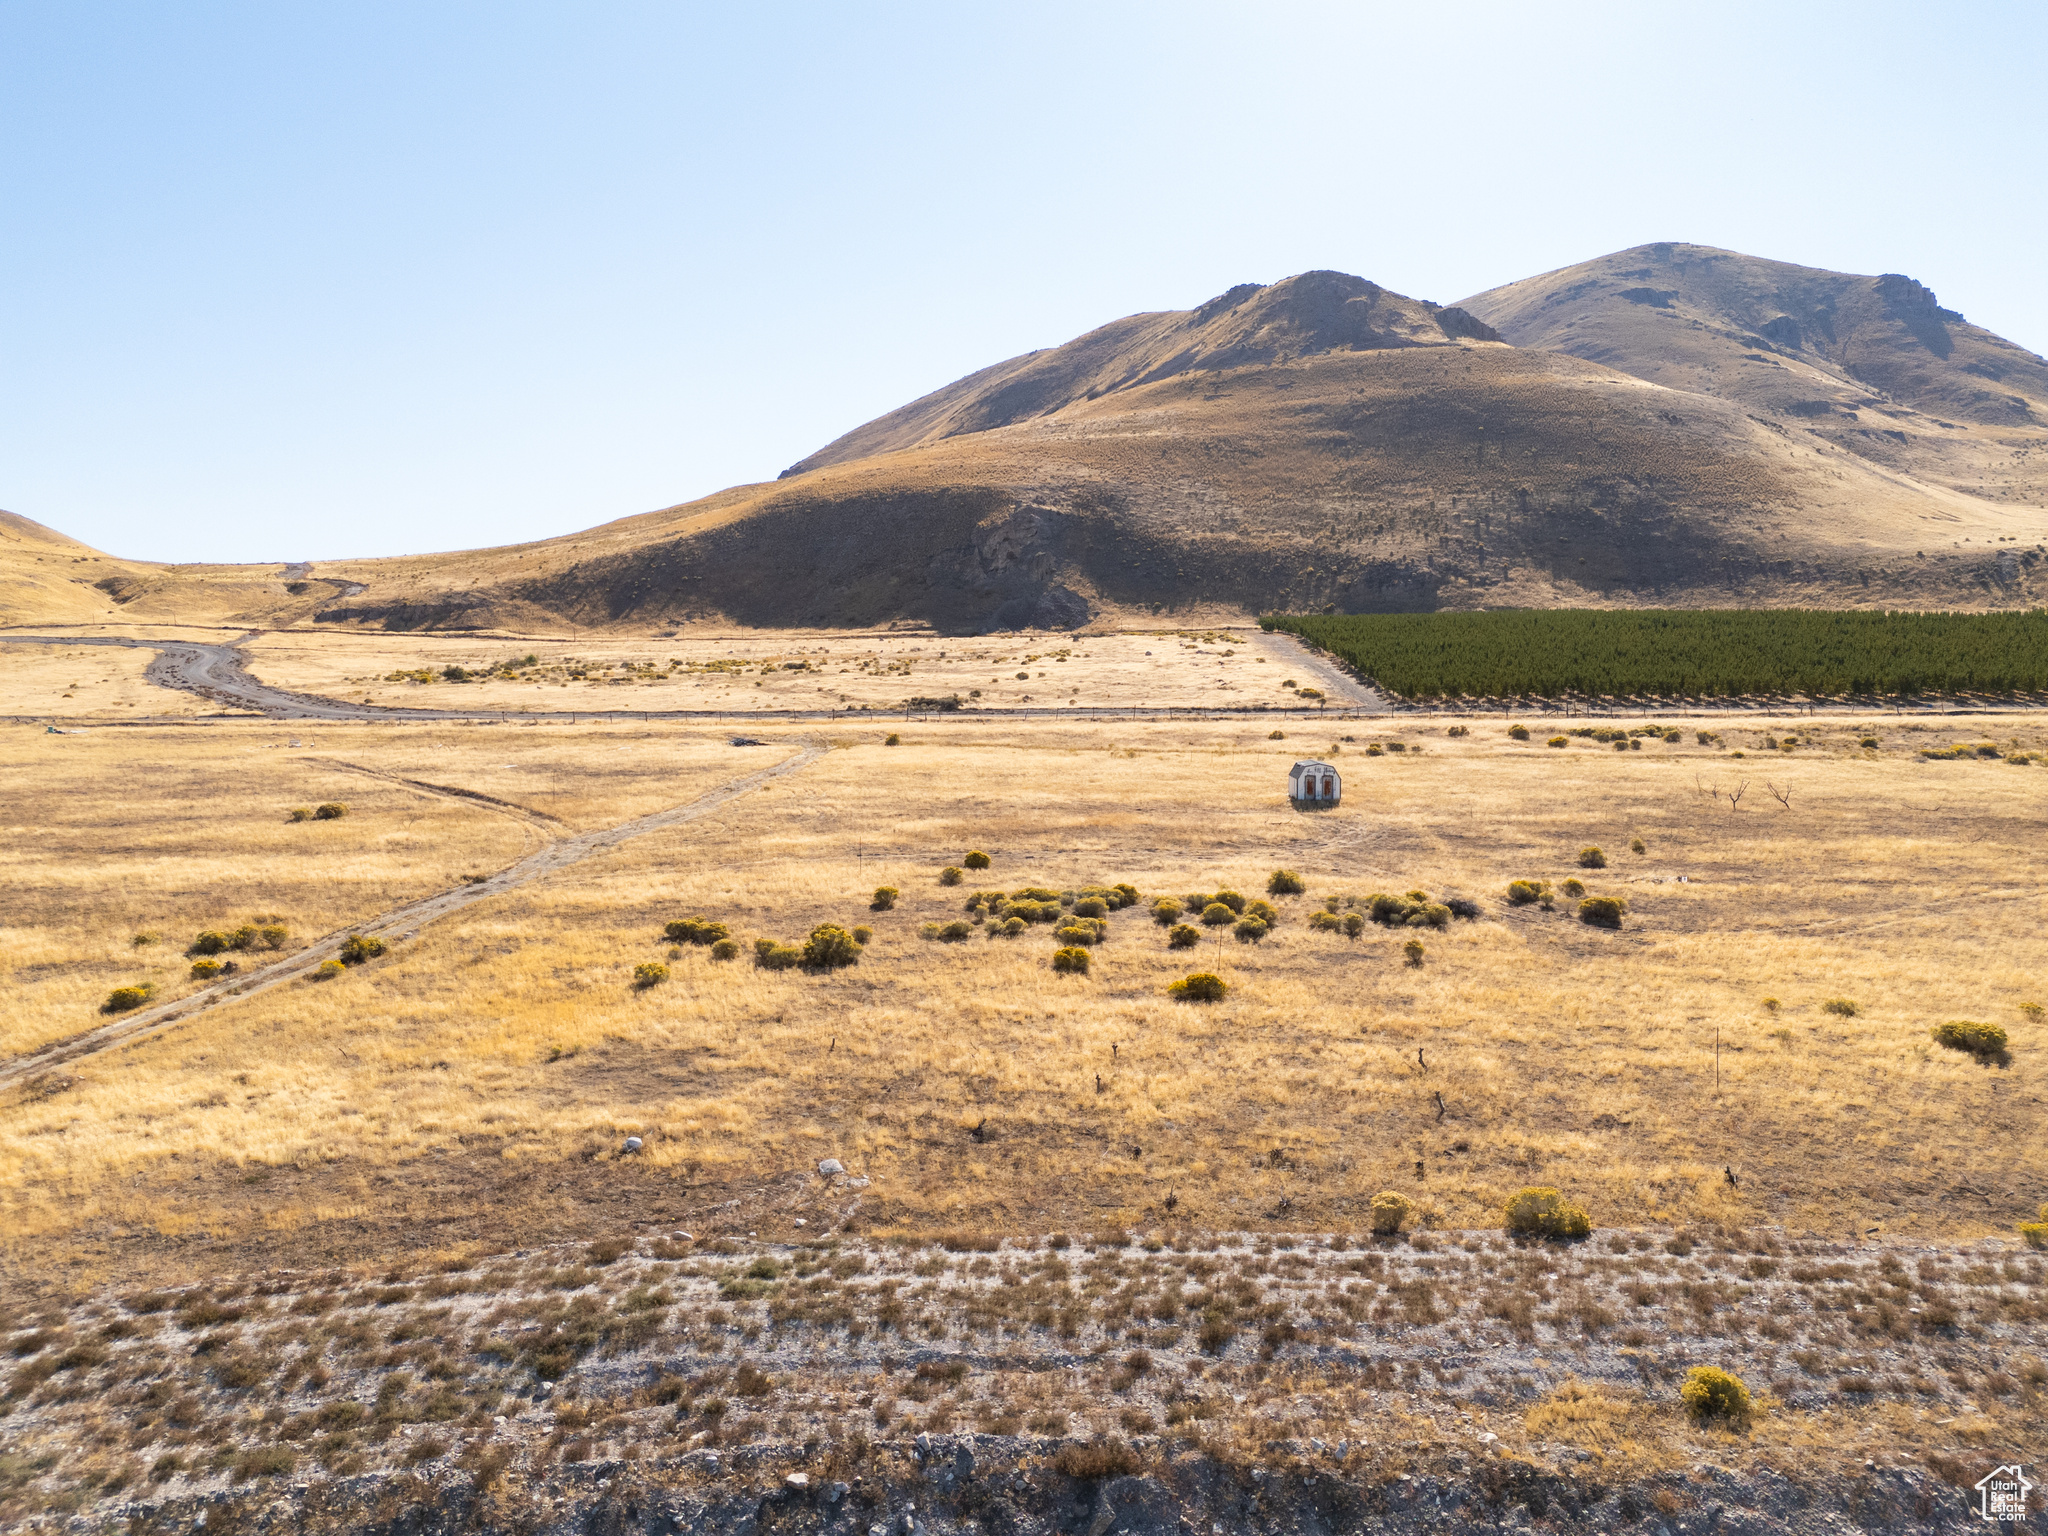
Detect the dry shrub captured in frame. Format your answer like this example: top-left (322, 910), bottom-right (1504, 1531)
top-left (754, 939), bottom-right (802, 970)
top-left (1578, 846), bottom-right (1606, 869)
top-left (939, 866), bottom-right (964, 887)
top-left (801, 924), bottom-right (863, 969)
top-left (1679, 1366), bottom-right (1752, 1423)
top-left (1267, 869), bottom-right (1305, 895)
top-left (1822, 998), bottom-right (1860, 1017)
top-left (101, 983), bottom-right (155, 1014)
top-left (1151, 897), bottom-right (1183, 925)
top-left (963, 850), bottom-right (991, 870)
top-left (1526, 1377), bottom-right (1637, 1449)
top-left (1577, 896), bottom-right (1625, 929)
top-left (1166, 924), bottom-right (1200, 950)
top-left (1052, 1438), bottom-right (1141, 1479)
top-left (1505, 1187), bottom-right (1592, 1241)
top-left (231, 1445), bottom-right (296, 1481)
top-left (632, 963), bottom-right (668, 989)
top-left (1368, 1191), bottom-right (1413, 1236)
top-left (663, 917), bottom-right (729, 945)
top-left (314, 959), bottom-right (344, 980)
top-left (1932, 1021), bottom-right (2008, 1059)
top-left (1167, 972), bottom-right (1225, 1002)
top-left (190, 959), bottom-right (221, 980)
top-left (710, 938), bottom-right (739, 960)
top-left (313, 803), bottom-right (348, 820)
top-left (1233, 917), bottom-right (1268, 944)
top-left (1507, 724), bottom-right (1530, 741)
top-left (870, 886), bottom-right (898, 911)
top-left (1051, 946), bottom-right (1090, 975)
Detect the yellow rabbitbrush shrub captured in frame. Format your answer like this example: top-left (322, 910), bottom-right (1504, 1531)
top-left (1932, 1020), bottom-right (2008, 1059)
top-left (1168, 973), bottom-right (1226, 1002)
top-left (1051, 946), bottom-right (1090, 975)
top-left (2020, 1204), bottom-right (2048, 1250)
top-left (663, 917), bottom-right (729, 946)
top-left (800, 925), bottom-right (863, 969)
top-left (1505, 1187), bottom-right (1592, 1241)
top-left (1679, 1366), bottom-right (1752, 1423)
top-left (1577, 896), bottom-right (1626, 929)
top-left (1368, 1191), bottom-right (1413, 1236)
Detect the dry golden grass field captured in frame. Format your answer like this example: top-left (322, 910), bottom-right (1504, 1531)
top-left (230, 625), bottom-right (1366, 714)
top-left (2, 632), bottom-right (2045, 1528)
top-left (4, 657), bottom-right (2044, 1291)
top-left (0, 637), bottom-right (220, 719)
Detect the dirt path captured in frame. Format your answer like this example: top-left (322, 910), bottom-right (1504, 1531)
top-left (0, 738), bottom-right (825, 1086)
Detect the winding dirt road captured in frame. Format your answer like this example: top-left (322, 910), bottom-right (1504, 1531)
top-left (0, 631), bottom-right (1388, 720)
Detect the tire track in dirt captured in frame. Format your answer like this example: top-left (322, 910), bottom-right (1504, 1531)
top-left (306, 756), bottom-right (566, 832)
top-left (0, 739), bottom-right (826, 1087)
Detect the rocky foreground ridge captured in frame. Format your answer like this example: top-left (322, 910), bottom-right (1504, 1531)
top-left (2, 1225), bottom-right (2042, 1532)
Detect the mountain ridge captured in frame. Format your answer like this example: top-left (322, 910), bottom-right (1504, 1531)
top-left (5, 246), bottom-right (2044, 635)
top-left (783, 270), bottom-right (1501, 477)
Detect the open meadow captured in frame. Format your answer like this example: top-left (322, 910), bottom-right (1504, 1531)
top-left (5, 695), bottom-right (2044, 1272)
top-left (2, 634), bottom-right (2044, 1527)
top-left (229, 624), bottom-right (1370, 715)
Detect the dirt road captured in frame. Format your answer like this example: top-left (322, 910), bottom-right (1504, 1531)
top-left (0, 631), bottom-right (1389, 721)
top-left (0, 737), bottom-right (825, 1085)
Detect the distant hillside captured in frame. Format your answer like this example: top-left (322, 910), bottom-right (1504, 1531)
top-left (8, 252), bottom-right (2046, 635)
top-left (1458, 242), bottom-right (2048, 512)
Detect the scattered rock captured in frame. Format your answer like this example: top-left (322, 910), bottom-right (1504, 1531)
top-left (786, 1472), bottom-right (810, 1490)
top-left (622, 1136), bottom-right (643, 1154)
top-left (818, 1158), bottom-right (845, 1176)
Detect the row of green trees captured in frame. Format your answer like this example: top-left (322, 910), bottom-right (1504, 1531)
top-left (1261, 609), bottom-right (2048, 699)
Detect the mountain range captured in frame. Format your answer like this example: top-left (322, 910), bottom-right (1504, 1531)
top-left (5, 242), bottom-right (2044, 633)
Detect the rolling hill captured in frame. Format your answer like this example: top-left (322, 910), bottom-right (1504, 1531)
top-left (6, 255), bottom-right (2045, 636)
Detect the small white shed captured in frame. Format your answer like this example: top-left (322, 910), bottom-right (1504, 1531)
top-left (1289, 759), bottom-right (1341, 806)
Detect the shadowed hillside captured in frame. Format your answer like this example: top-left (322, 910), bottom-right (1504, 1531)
top-left (8, 254), bottom-right (2046, 635)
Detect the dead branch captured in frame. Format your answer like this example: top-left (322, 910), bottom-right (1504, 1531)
top-left (1766, 780), bottom-right (1792, 810)
top-left (1727, 780), bottom-right (1748, 811)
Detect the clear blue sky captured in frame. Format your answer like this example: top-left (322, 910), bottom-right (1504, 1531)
top-left (4, 1), bottom-right (2043, 563)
